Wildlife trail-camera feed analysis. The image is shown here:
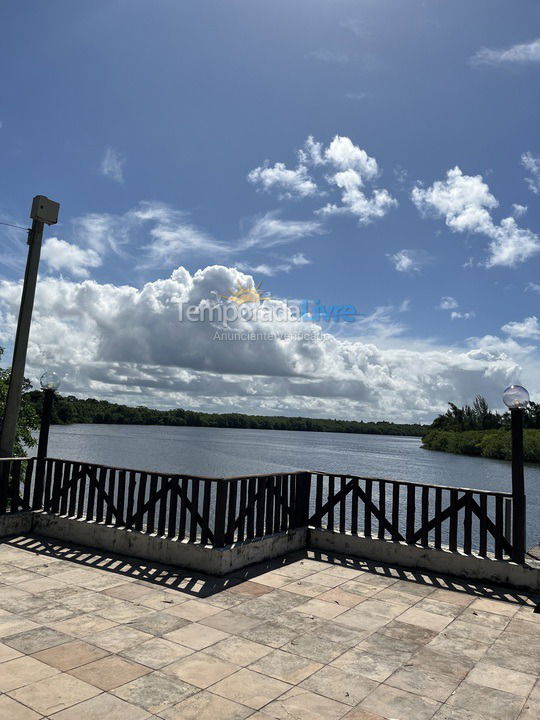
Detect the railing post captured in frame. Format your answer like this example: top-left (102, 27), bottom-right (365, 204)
top-left (214, 480), bottom-right (228, 547)
top-left (294, 471), bottom-right (311, 528)
top-left (511, 408), bottom-right (526, 563)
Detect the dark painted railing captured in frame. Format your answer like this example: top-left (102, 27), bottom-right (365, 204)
top-left (308, 472), bottom-right (515, 561)
top-left (0, 457), bottom-right (520, 562)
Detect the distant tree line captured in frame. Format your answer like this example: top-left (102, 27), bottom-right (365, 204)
top-left (25, 391), bottom-right (426, 437)
top-left (422, 395), bottom-right (540, 462)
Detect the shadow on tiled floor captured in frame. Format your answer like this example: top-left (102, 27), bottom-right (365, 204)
top-left (3, 533), bottom-right (537, 607)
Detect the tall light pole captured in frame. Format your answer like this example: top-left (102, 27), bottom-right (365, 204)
top-left (503, 384), bottom-right (530, 564)
top-left (0, 196), bottom-right (60, 458)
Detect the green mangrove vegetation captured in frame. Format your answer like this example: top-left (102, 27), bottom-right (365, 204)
top-left (422, 395), bottom-right (540, 462)
top-left (24, 391), bottom-right (426, 437)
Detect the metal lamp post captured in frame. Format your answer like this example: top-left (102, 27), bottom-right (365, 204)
top-left (503, 384), bottom-right (530, 564)
top-left (37, 371), bottom-right (61, 460)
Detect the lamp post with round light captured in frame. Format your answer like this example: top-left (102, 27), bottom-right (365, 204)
top-left (37, 371), bottom-right (61, 461)
top-left (502, 384), bottom-right (529, 563)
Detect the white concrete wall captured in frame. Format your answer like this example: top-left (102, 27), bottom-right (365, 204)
top-left (309, 528), bottom-right (540, 592)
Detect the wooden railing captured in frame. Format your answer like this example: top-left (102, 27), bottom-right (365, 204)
top-left (308, 472), bottom-right (515, 560)
top-left (1, 457), bottom-right (306, 548)
top-left (0, 458), bottom-right (521, 561)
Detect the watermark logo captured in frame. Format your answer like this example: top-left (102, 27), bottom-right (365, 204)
top-left (178, 278), bottom-right (359, 339)
top-left (221, 280), bottom-right (268, 305)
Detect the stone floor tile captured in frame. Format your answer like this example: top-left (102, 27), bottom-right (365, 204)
top-left (31, 639), bottom-right (109, 670)
top-left (206, 636), bottom-right (273, 665)
top-left (262, 686), bottom-right (350, 719)
top-left (246, 572), bottom-right (290, 589)
top-left (136, 590), bottom-right (189, 610)
top-left (0, 613), bottom-right (40, 638)
top-left (460, 607), bottom-right (510, 629)
top-left (398, 607), bottom-right (453, 632)
top-left (385, 663), bottom-right (460, 702)
top-left (0, 655), bottom-right (59, 691)
top-left (445, 681), bottom-right (525, 720)
top-left (163, 651), bottom-right (239, 688)
top-left (281, 579), bottom-right (331, 597)
top-left (48, 691), bottom-right (151, 719)
top-left (164, 622), bottom-right (229, 649)
top-left (23, 603), bottom-right (80, 625)
top-left (16, 576), bottom-right (69, 594)
top-left (3, 627), bottom-right (73, 654)
top-left (381, 619), bottom-right (438, 646)
top-left (407, 646), bottom-right (474, 681)
top-left (484, 641), bottom-right (540, 675)
top-left (467, 661), bottom-right (536, 697)
top-left (8, 672), bottom-right (100, 715)
top-left (0, 639), bottom-right (23, 662)
top-left (200, 609), bottom-right (262, 633)
top-left (429, 588), bottom-right (475, 606)
top-left (317, 587), bottom-right (366, 608)
top-left (94, 599), bottom-right (152, 623)
top-left (160, 690), bottom-right (253, 720)
top-left (91, 625), bottom-right (153, 652)
top-left (211, 667), bottom-right (291, 709)
top-left (414, 598), bottom-right (463, 618)
top-left (238, 620), bottom-right (298, 648)
top-left (228, 581), bottom-right (275, 598)
top-left (340, 710), bottom-right (385, 720)
top-left (249, 648), bottom-right (321, 684)
top-left (311, 621), bottom-right (368, 647)
top-left (282, 632), bottom-right (353, 664)
top-left (121, 636), bottom-right (193, 669)
top-left (167, 599), bottom-right (223, 621)
top-left (330, 646), bottom-right (402, 683)
top-left (112, 670), bottom-right (198, 713)
top-left (69, 654), bottom-right (150, 690)
top-left (432, 707), bottom-right (490, 720)
top-left (469, 597), bottom-right (521, 617)
top-left (51, 612), bottom-right (117, 638)
top-left (291, 597), bottom-right (348, 619)
top-left (127, 611), bottom-right (188, 636)
top-left (426, 632), bottom-right (491, 661)
top-left (102, 582), bottom-right (154, 601)
top-left (0, 694), bottom-right (41, 720)
top-left (360, 683), bottom-right (441, 720)
top-left (300, 664), bottom-right (378, 705)
top-left (443, 618), bottom-right (503, 644)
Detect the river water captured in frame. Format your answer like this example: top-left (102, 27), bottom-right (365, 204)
top-left (46, 424), bottom-right (540, 547)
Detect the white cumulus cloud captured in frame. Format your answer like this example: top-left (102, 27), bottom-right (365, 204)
top-left (248, 135), bottom-right (397, 225)
top-left (247, 162), bottom-right (318, 199)
top-left (0, 264), bottom-right (526, 422)
top-left (41, 237), bottom-right (102, 277)
top-left (502, 316), bottom-right (540, 339)
top-left (412, 166), bottom-right (540, 267)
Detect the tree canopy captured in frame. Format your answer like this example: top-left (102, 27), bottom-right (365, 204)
top-left (24, 390), bottom-right (426, 437)
top-left (0, 349), bottom-right (39, 456)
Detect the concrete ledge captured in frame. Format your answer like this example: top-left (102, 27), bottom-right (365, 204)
top-left (0, 511), bottom-right (34, 538)
top-left (30, 512), bottom-right (307, 576)
top-left (309, 528), bottom-right (540, 592)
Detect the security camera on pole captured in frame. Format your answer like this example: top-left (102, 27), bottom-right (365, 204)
top-left (0, 196), bottom-right (60, 458)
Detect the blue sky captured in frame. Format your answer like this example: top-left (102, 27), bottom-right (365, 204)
top-left (1, 0), bottom-right (540, 421)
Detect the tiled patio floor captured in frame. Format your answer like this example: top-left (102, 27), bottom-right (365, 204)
top-left (0, 536), bottom-right (539, 720)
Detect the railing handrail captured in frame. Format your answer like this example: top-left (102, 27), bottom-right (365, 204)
top-left (38, 457), bottom-right (306, 483)
top-left (0, 457), bottom-right (31, 463)
top-left (28, 458), bottom-right (514, 497)
top-left (308, 470), bottom-right (513, 498)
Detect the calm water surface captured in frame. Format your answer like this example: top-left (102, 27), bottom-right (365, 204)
top-left (46, 424), bottom-right (540, 545)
